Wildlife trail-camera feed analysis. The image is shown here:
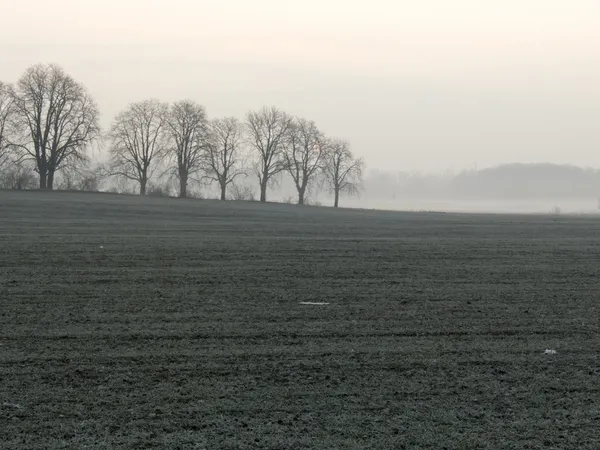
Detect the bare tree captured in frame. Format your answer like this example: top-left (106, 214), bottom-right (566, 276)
top-left (167, 100), bottom-right (208, 198)
top-left (108, 99), bottom-right (169, 195)
top-left (245, 106), bottom-right (292, 202)
top-left (10, 64), bottom-right (100, 190)
top-left (0, 81), bottom-right (16, 169)
top-left (204, 117), bottom-right (245, 201)
top-left (284, 117), bottom-right (327, 205)
top-left (323, 139), bottom-right (365, 208)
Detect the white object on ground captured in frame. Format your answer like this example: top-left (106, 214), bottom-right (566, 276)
top-left (3, 402), bottom-right (22, 409)
top-left (544, 349), bottom-right (557, 355)
top-left (300, 302), bottom-right (329, 306)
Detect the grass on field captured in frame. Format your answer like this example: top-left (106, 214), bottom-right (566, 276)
top-left (1, 190), bottom-right (599, 449)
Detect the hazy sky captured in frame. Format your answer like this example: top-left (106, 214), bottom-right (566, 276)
top-left (2, 0), bottom-right (600, 172)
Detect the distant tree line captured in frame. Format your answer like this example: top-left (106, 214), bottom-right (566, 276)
top-left (0, 64), bottom-right (364, 207)
top-left (363, 163), bottom-right (600, 202)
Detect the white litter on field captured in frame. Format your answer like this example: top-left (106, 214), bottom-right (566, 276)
top-left (544, 349), bottom-right (557, 355)
top-left (300, 302), bottom-right (329, 306)
top-left (3, 402), bottom-right (22, 409)
top-left (99, 246), bottom-right (104, 249)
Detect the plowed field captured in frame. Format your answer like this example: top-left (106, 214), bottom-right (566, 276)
top-left (1, 190), bottom-right (599, 449)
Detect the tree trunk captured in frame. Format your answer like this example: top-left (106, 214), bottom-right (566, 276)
top-left (140, 178), bottom-right (147, 196)
top-left (298, 187), bottom-right (305, 205)
top-left (38, 170), bottom-right (47, 190)
top-left (260, 181), bottom-right (267, 202)
top-left (334, 188), bottom-right (339, 208)
top-left (179, 174), bottom-right (187, 198)
top-left (220, 183), bottom-right (227, 201)
top-left (47, 170), bottom-right (55, 191)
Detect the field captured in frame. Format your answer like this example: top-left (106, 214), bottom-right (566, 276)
top-left (1, 190), bottom-right (599, 449)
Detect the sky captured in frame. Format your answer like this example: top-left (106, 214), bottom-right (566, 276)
top-left (1, 0), bottom-right (600, 173)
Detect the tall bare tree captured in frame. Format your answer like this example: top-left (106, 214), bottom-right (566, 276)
top-left (0, 81), bottom-right (15, 168)
top-left (166, 100), bottom-right (209, 198)
top-left (204, 117), bottom-right (245, 201)
top-left (108, 99), bottom-right (169, 195)
top-left (245, 106), bottom-right (292, 202)
top-left (323, 139), bottom-right (365, 208)
top-left (284, 117), bottom-right (327, 205)
top-left (10, 64), bottom-right (100, 190)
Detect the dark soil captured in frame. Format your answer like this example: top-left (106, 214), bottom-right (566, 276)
top-left (1, 190), bottom-right (599, 449)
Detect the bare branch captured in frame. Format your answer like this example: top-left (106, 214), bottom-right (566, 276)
top-left (166, 100), bottom-right (209, 198)
top-left (0, 81), bottom-right (20, 169)
top-left (204, 116), bottom-right (246, 200)
top-left (10, 64), bottom-right (100, 189)
top-left (245, 106), bottom-right (293, 202)
top-left (322, 139), bottom-right (365, 207)
top-left (283, 117), bottom-right (327, 205)
top-left (107, 99), bottom-right (170, 195)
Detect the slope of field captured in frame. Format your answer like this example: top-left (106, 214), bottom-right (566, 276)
top-left (1, 190), bottom-right (599, 449)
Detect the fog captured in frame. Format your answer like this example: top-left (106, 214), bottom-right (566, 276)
top-left (2, 1), bottom-right (600, 212)
top-left (177, 162), bottom-right (600, 214)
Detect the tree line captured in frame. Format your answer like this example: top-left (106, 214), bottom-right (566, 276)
top-left (0, 63), bottom-right (364, 207)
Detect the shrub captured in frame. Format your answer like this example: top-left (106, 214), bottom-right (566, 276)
top-left (147, 183), bottom-right (172, 197)
top-left (228, 184), bottom-right (256, 201)
top-left (0, 164), bottom-right (37, 190)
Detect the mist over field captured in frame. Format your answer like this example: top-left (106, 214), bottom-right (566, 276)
top-left (3, 2), bottom-right (600, 448)
top-left (232, 163), bottom-right (600, 214)
top-left (352, 164), bottom-right (600, 214)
